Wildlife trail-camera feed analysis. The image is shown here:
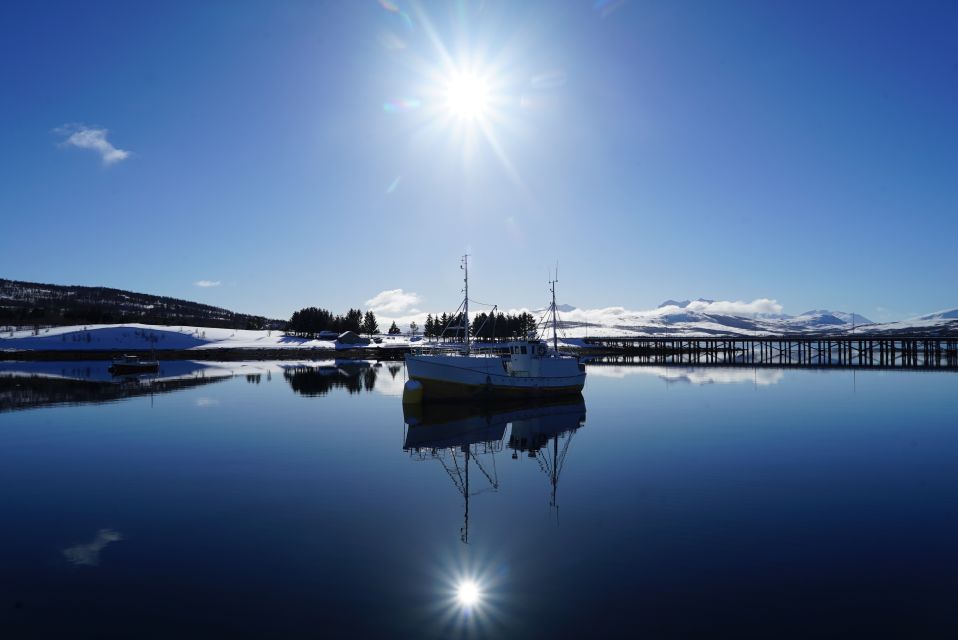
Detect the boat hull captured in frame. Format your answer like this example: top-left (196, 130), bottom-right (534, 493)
top-left (405, 354), bottom-right (585, 401)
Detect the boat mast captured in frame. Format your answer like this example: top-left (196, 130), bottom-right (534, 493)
top-left (549, 272), bottom-right (559, 352)
top-left (462, 254), bottom-right (470, 355)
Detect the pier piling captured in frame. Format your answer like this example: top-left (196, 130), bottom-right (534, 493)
top-left (578, 335), bottom-right (958, 370)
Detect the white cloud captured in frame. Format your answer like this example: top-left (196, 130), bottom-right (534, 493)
top-left (365, 289), bottom-right (421, 314)
top-left (372, 298), bottom-right (786, 335)
top-left (500, 298), bottom-right (784, 333)
top-left (194, 280), bottom-right (221, 288)
top-left (684, 298), bottom-right (783, 315)
top-left (55, 124), bottom-right (130, 165)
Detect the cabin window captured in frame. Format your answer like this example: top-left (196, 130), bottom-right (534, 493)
top-left (520, 346), bottom-right (528, 354)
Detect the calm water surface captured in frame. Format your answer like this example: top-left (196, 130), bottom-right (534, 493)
top-left (1, 360), bottom-right (956, 638)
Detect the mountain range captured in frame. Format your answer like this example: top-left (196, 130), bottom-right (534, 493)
top-left (551, 300), bottom-right (958, 337)
top-left (2, 277), bottom-right (955, 337)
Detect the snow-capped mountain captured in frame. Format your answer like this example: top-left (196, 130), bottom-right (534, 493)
top-left (547, 300), bottom-right (956, 337)
top-left (858, 309), bottom-right (958, 337)
top-left (917, 309), bottom-right (958, 321)
top-left (794, 310), bottom-right (874, 326)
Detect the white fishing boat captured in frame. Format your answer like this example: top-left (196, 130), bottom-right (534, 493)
top-left (404, 256), bottom-right (586, 401)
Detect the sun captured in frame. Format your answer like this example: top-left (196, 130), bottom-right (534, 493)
top-left (443, 72), bottom-right (490, 120)
top-left (456, 580), bottom-right (481, 607)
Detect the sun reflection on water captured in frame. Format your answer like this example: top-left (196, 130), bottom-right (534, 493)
top-left (424, 554), bottom-right (514, 637)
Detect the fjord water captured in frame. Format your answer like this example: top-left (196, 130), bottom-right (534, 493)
top-left (1, 362), bottom-right (956, 638)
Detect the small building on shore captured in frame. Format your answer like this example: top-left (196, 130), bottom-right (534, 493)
top-left (336, 331), bottom-right (370, 346)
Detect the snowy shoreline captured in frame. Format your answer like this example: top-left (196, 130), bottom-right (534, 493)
top-left (0, 323), bottom-right (411, 357)
top-left (2, 317), bottom-right (956, 360)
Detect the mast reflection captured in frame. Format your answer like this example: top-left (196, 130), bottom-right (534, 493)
top-left (404, 402), bottom-right (506, 544)
top-left (403, 396), bottom-right (586, 542)
top-left (506, 399), bottom-right (586, 518)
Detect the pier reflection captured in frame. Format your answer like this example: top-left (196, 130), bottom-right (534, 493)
top-left (403, 396), bottom-right (586, 542)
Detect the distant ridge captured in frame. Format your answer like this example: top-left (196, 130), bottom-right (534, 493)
top-left (918, 309), bottom-right (958, 321)
top-left (549, 299), bottom-right (957, 337)
top-left (0, 278), bottom-right (278, 329)
top-left (798, 310), bottom-right (874, 325)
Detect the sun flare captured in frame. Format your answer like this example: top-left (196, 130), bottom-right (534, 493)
top-left (456, 580), bottom-right (481, 607)
top-left (443, 72), bottom-right (490, 120)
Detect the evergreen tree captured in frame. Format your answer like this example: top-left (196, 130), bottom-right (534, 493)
top-left (344, 308), bottom-right (363, 333)
top-left (471, 312), bottom-right (488, 338)
top-left (520, 312), bottom-right (537, 337)
top-left (424, 314), bottom-right (434, 338)
top-left (438, 313), bottom-right (449, 340)
top-left (495, 312), bottom-right (506, 339)
top-left (362, 310), bottom-right (379, 335)
top-left (388, 321), bottom-right (401, 335)
top-left (287, 306), bottom-right (334, 338)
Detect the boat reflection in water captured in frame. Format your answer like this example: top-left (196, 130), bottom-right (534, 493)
top-left (403, 396), bottom-right (586, 543)
top-left (507, 399), bottom-right (587, 515)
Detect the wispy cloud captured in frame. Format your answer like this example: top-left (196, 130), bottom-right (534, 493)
top-left (365, 289), bottom-right (421, 314)
top-left (684, 298), bottom-right (783, 315)
top-left (194, 280), bottom-right (221, 288)
top-left (55, 124), bottom-right (130, 165)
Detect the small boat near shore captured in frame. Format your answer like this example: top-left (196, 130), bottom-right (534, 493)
top-left (108, 354), bottom-right (159, 375)
top-left (404, 256), bottom-right (586, 401)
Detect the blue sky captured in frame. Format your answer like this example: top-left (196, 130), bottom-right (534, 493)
top-left (1, 0), bottom-right (955, 322)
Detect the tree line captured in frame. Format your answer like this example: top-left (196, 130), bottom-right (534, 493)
top-left (286, 307), bottom-right (377, 337)
top-left (422, 311), bottom-right (538, 340)
top-left (285, 307), bottom-right (538, 340)
top-left (0, 304), bottom-right (270, 330)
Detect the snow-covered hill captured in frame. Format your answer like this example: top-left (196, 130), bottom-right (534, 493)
top-left (545, 302), bottom-right (956, 338)
top-left (918, 309), bottom-right (958, 321)
top-left (0, 278), bottom-right (276, 329)
top-left (0, 324), bottom-right (411, 352)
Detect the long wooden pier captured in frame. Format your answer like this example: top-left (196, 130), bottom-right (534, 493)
top-left (579, 336), bottom-right (958, 369)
